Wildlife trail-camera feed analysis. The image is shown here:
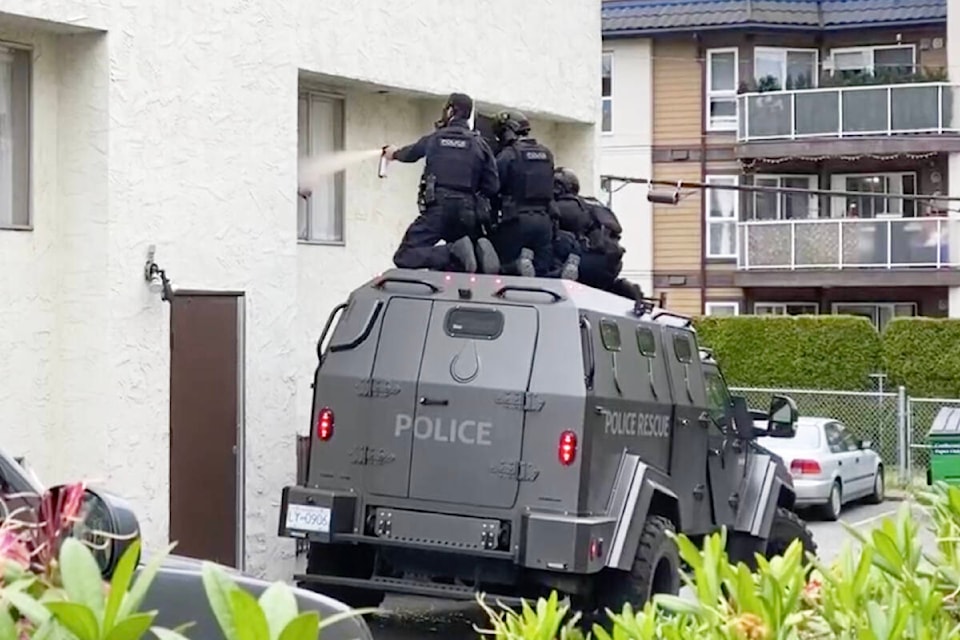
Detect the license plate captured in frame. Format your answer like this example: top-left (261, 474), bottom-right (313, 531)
top-left (285, 504), bottom-right (331, 534)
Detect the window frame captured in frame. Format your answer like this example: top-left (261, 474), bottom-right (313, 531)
top-left (753, 46), bottom-right (820, 89)
top-left (705, 174), bottom-right (740, 259)
top-left (601, 51), bottom-right (613, 135)
top-left (829, 171), bottom-right (917, 218)
top-left (636, 326), bottom-right (657, 358)
top-left (830, 44), bottom-right (916, 76)
top-left (705, 301), bottom-right (740, 317)
top-left (706, 47), bottom-right (739, 132)
top-left (0, 42), bottom-right (32, 232)
top-left (751, 174), bottom-right (818, 220)
top-left (754, 302), bottom-right (820, 316)
top-left (831, 301), bottom-right (917, 332)
top-left (599, 318), bottom-right (622, 352)
top-left (297, 88), bottom-right (347, 245)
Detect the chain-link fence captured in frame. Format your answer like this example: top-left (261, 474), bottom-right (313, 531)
top-left (732, 386), bottom-right (904, 469)
top-left (733, 386), bottom-right (960, 488)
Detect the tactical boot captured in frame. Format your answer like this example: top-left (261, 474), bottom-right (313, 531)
top-left (560, 254), bottom-right (580, 281)
top-left (475, 237), bottom-right (501, 274)
top-left (516, 248), bottom-right (536, 278)
top-left (450, 236), bottom-right (478, 273)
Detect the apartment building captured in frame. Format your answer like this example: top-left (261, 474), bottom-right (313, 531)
top-left (0, 0), bottom-right (600, 578)
top-left (602, 0), bottom-right (958, 331)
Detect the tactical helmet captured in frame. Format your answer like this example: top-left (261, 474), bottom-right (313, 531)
top-left (495, 110), bottom-right (531, 137)
top-left (554, 166), bottom-right (580, 196)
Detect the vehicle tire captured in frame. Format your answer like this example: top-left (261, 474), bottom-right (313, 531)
top-left (763, 507), bottom-right (818, 561)
top-left (821, 480), bottom-right (842, 521)
top-left (302, 543), bottom-right (385, 608)
top-left (593, 515), bottom-right (681, 612)
top-left (865, 465), bottom-right (885, 504)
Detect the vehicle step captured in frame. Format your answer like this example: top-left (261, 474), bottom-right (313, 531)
top-left (294, 573), bottom-right (524, 605)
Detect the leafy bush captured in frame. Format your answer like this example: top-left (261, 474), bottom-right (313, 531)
top-left (0, 481), bottom-right (370, 640)
top-left (883, 317), bottom-right (960, 398)
top-left (693, 315), bottom-right (883, 390)
top-left (480, 484), bottom-right (960, 638)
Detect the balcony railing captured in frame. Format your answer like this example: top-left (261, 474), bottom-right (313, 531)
top-left (737, 82), bottom-right (958, 142)
top-left (738, 217), bottom-right (959, 270)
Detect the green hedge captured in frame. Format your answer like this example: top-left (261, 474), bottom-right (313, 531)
top-left (883, 317), bottom-right (960, 398)
top-left (692, 315), bottom-right (883, 390)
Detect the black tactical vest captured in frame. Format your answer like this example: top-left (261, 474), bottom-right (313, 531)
top-left (424, 125), bottom-right (480, 192)
top-left (555, 195), bottom-right (592, 236)
top-left (505, 139), bottom-right (554, 206)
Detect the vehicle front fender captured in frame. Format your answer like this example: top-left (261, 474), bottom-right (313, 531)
top-left (604, 454), bottom-right (680, 571)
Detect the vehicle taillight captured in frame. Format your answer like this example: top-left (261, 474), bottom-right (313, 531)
top-left (316, 407), bottom-right (334, 441)
top-left (559, 431), bottom-right (578, 465)
top-left (790, 459), bottom-right (821, 475)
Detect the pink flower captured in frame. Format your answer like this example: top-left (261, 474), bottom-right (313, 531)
top-left (0, 529), bottom-right (30, 570)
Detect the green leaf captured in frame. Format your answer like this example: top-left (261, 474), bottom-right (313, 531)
top-left (7, 588), bottom-right (53, 625)
top-left (0, 604), bottom-right (18, 640)
top-left (105, 613), bottom-right (156, 640)
top-left (652, 594), bottom-right (703, 616)
top-left (60, 538), bottom-right (107, 615)
top-left (277, 612), bottom-right (319, 640)
top-left (151, 627), bottom-right (193, 640)
top-left (258, 583), bottom-right (298, 640)
top-left (119, 543), bottom-right (176, 620)
top-left (229, 588), bottom-right (269, 640)
top-left (316, 608), bottom-right (379, 633)
top-left (46, 601), bottom-right (100, 640)
top-left (105, 540), bottom-right (142, 632)
top-left (201, 562), bottom-right (241, 640)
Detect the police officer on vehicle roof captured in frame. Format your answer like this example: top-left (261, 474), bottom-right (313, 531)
top-left (488, 111), bottom-right (579, 279)
top-left (383, 92), bottom-right (501, 274)
top-left (552, 166), bottom-right (644, 300)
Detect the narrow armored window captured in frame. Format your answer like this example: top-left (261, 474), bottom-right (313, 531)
top-left (636, 327), bottom-right (657, 357)
top-left (599, 319), bottom-right (621, 351)
top-left (673, 334), bottom-right (693, 363)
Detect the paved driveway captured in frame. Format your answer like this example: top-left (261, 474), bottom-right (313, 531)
top-left (367, 498), bottom-right (934, 640)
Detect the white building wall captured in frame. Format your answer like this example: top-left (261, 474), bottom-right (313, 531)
top-left (0, 0), bottom-right (600, 579)
top-left (598, 38), bottom-right (654, 294)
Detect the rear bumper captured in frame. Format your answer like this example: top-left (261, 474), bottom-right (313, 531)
top-left (791, 477), bottom-right (835, 506)
top-left (279, 485), bottom-right (613, 575)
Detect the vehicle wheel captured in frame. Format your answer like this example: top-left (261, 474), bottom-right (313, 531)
top-left (302, 543), bottom-right (385, 608)
top-left (821, 480), bottom-right (842, 521)
top-left (593, 515), bottom-right (680, 612)
top-left (763, 507), bottom-right (818, 561)
top-left (865, 466), bottom-right (885, 504)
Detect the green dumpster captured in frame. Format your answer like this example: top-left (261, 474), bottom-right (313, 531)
top-left (928, 406), bottom-right (960, 485)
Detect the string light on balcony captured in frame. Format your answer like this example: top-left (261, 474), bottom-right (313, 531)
top-left (740, 151), bottom-right (938, 170)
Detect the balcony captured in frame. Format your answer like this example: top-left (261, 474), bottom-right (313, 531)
top-left (737, 82), bottom-right (957, 143)
top-left (738, 217), bottom-right (958, 271)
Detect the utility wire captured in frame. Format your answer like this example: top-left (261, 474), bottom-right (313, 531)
top-left (602, 174), bottom-right (960, 204)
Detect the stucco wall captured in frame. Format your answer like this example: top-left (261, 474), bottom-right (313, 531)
top-left (599, 38), bottom-right (653, 294)
top-left (0, 0), bottom-right (600, 579)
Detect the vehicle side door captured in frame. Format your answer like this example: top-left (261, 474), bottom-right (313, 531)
top-left (835, 422), bottom-right (872, 497)
top-left (702, 363), bottom-right (744, 529)
top-left (823, 422), bottom-right (856, 498)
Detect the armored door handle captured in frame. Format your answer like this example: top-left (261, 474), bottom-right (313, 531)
top-left (419, 397), bottom-right (449, 406)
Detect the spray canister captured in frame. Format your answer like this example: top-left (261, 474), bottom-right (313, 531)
top-left (378, 146), bottom-right (390, 178)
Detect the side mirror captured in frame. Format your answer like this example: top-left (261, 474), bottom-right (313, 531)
top-left (49, 484), bottom-right (142, 578)
top-left (766, 394), bottom-right (798, 438)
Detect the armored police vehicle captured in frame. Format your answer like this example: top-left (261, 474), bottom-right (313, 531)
top-left (278, 269), bottom-right (816, 610)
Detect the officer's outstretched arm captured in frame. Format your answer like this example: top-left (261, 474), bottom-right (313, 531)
top-left (479, 146), bottom-right (500, 198)
top-left (391, 134), bottom-right (430, 163)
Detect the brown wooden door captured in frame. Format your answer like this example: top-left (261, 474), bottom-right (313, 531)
top-left (169, 293), bottom-right (243, 568)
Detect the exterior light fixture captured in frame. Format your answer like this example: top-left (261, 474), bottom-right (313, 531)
top-left (143, 245), bottom-right (174, 302)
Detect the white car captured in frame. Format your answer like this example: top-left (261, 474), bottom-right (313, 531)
top-left (756, 417), bottom-right (884, 520)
